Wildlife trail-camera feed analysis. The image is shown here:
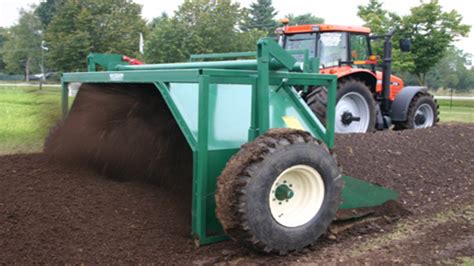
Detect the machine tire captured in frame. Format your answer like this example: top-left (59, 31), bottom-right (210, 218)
top-left (393, 92), bottom-right (439, 130)
top-left (215, 129), bottom-right (342, 254)
top-left (305, 86), bottom-right (327, 124)
top-left (304, 80), bottom-right (376, 133)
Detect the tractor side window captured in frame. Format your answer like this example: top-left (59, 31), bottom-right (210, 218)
top-left (350, 34), bottom-right (369, 61)
top-left (318, 32), bottom-right (348, 68)
top-left (284, 33), bottom-right (316, 62)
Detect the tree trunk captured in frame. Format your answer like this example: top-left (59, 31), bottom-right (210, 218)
top-left (25, 58), bottom-right (30, 81)
top-left (415, 73), bottom-right (427, 86)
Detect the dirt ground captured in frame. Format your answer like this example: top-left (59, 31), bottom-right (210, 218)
top-left (0, 124), bottom-right (473, 264)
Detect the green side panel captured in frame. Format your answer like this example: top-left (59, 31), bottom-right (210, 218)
top-left (168, 83), bottom-right (253, 150)
top-left (204, 149), bottom-right (238, 239)
top-left (168, 82), bottom-right (325, 150)
top-left (268, 85), bottom-right (325, 137)
top-left (339, 176), bottom-right (399, 209)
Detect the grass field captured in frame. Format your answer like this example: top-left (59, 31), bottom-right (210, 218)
top-left (0, 86), bottom-right (61, 154)
top-left (0, 85), bottom-right (472, 154)
top-left (437, 99), bottom-right (474, 123)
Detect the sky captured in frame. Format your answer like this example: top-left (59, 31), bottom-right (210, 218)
top-left (1, 0), bottom-right (473, 56)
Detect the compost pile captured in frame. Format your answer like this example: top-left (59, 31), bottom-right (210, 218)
top-left (44, 83), bottom-right (192, 188)
top-left (1, 110), bottom-right (473, 263)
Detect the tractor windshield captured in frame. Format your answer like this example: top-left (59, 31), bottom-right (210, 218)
top-left (284, 33), bottom-right (316, 62)
top-left (318, 32), bottom-right (348, 68)
top-left (283, 32), bottom-right (348, 67)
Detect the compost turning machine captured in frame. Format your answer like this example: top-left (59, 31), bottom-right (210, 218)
top-left (53, 38), bottom-right (398, 254)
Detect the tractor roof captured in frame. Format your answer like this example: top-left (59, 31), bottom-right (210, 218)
top-left (284, 24), bottom-right (371, 34)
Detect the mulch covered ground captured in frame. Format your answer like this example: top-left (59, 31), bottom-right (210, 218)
top-left (0, 124), bottom-right (473, 264)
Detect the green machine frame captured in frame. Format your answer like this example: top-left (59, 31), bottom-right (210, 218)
top-left (61, 38), bottom-right (397, 245)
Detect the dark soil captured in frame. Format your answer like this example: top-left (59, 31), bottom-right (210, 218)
top-left (1, 124), bottom-right (473, 263)
top-left (44, 83), bottom-right (192, 186)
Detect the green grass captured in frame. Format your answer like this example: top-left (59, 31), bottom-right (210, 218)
top-left (0, 86), bottom-right (62, 154)
top-left (437, 99), bottom-right (474, 123)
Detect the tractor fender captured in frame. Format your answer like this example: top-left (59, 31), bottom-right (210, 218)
top-left (321, 67), bottom-right (378, 92)
top-left (391, 86), bottom-right (428, 122)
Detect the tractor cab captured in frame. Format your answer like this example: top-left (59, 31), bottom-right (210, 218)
top-left (280, 24), bottom-right (374, 70)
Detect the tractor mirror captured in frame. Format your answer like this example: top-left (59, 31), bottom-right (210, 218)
top-left (399, 38), bottom-right (412, 52)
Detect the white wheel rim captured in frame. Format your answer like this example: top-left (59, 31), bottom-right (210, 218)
top-left (268, 165), bottom-right (325, 228)
top-left (414, 103), bottom-right (434, 129)
top-left (335, 92), bottom-right (370, 133)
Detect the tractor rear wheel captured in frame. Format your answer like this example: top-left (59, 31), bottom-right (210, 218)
top-left (215, 129), bottom-right (342, 254)
top-left (304, 80), bottom-right (376, 133)
top-left (394, 92), bottom-right (439, 130)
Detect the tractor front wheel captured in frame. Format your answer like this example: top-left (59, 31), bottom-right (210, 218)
top-left (215, 129), bottom-right (342, 254)
top-left (394, 92), bottom-right (439, 130)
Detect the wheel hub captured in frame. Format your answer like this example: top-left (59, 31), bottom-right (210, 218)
top-left (414, 103), bottom-right (435, 129)
top-left (335, 92), bottom-right (371, 133)
top-left (275, 184), bottom-right (294, 201)
top-left (415, 113), bottom-right (426, 125)
top-left (341, 111), bottom-right (361, 125)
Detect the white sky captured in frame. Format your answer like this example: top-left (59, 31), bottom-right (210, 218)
top-left (1, 0), bottom-right (473, 55)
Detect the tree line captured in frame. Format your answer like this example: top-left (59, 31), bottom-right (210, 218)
top-left (0, 0), bottom-right (472, 91)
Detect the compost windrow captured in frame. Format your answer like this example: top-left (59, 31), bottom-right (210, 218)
top-left (45, 83), bottom-right (193, 188)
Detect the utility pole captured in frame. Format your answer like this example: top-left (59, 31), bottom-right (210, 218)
top-left (40, 40), bottom-right (48, 90)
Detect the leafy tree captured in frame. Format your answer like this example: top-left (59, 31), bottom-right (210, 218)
top-left (398, 1), bottom-right (470, 85)
top-left (357, 0), bottom-right (393, 35)
top-left (401, 47), bottom-right (474, 91)
top-left (2, 9), bottom-right (42, 80)
top-left (242, 0), bottom-right (277, 34)
top-left (284, 13), bottom-right (324, 26)
top-left (149, 12), bottom-right (169, 30)
top-left (358, 0), bottom-right (470, 85)
top-left (0, 27), bottom-right (8, 71)
top-left (45, 0), bottom-right (147, 72)
top-left (432, 48), bottom-right (473, 91)
top-left (35, 0), bottom-right (64, 29)
top-left (145, 0), bottom-right (265, 63)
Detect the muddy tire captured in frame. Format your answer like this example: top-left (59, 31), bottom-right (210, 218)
top-left (215, 129), bottom-right (342, 254)
top-left (394, 92), bottom-right (439, 130)
top-left (305, 86), bottom-right (328, 124)
top-left (304, 80), bottom-right (376, 133)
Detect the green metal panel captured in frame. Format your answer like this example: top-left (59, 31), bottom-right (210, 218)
top-left (164, 83), bottom-right (332, 149)
top-left (61, 80), bottom-right (69, 117)
top-left (190, 51), bottom-right (256, 61)
top-left (340, 176), bottom-right (399, 209)
top-left (87, 53), bottom-right (127, 71)
top-left (154, 82), bottom-right (197, 151)
top-left (62, 69), bottom-right (200, 83)
top-left (202, 148), bottom-right (238, 242)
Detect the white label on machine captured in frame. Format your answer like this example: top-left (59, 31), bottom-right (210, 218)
top-left (109, 73), bottom-right (124, 81)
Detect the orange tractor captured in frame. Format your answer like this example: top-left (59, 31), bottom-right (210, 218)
top-left (277, 22), bottom-right (439, 133)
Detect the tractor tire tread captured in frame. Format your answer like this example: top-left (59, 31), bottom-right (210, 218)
top-left (393, 91), bottom-right (438, 130)
top-left (215, 128), bottom-right (342, 254)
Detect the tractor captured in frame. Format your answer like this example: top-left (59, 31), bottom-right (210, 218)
top-left (276, 21), bottom-right (439, 133)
